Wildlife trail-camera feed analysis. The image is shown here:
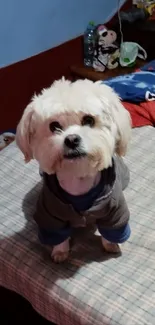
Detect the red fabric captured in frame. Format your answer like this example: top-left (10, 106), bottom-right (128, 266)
top-left (122, 101), bottom-right (155, 128)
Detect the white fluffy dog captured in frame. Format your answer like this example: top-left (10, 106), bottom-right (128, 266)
top-left (16, 78), bottom-right (131, 263)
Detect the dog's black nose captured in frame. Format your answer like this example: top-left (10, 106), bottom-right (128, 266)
top-left (64, 134), bottom-right (81, 149)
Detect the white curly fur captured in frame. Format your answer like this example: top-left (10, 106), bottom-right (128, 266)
top-left (16, 78), bottom-right (131, 175)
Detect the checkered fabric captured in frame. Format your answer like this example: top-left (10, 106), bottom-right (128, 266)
top-left (0, 126), bottom-right (155, 325)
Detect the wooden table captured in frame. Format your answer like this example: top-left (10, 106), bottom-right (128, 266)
top-left (70, 60), bottom-right (146, 81)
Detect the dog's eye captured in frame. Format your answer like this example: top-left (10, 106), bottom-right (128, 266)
top-left (82, 115), bottom-right (95, 127)
top-left (4, 137), bottom-right (9, 143)
top-left (49, 121), bottom-right (62, 133)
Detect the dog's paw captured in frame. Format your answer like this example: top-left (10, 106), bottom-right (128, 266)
top-left (51, 238), bottom-right (70, 263)
top-left (101, 237), bottom-right (121, 254)
top-left (52, 251), bottom-right (69, 263)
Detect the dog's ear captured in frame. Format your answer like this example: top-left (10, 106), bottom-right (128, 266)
top-left (111, 95), bottom-right (131, 156)
top-left (96, 82), bottom-right (131, 156)
top-left (16, 103), bottom-right (35, 162)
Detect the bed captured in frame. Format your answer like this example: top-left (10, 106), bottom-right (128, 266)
top-left (0, 125), bottom-right (155, 325)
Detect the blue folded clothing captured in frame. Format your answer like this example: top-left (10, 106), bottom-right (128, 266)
top-left (103, 60), bottom-right (155, 103)
top-left (140, 60), bottom-right (155, 72)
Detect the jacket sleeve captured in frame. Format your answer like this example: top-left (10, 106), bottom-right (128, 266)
top-left (33, 189), bottom-right (69, 230)
top-left (97, 181), bottom-right (130, 230)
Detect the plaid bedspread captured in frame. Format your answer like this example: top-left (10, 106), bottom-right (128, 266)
top-left (0, 126), bottom-right (155, 325)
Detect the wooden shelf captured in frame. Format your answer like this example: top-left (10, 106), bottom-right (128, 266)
top-left (70, 60), bottom-right (147, 81)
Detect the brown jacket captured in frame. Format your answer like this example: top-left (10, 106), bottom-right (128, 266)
top-left (34, 156), bottom-right (130, 230)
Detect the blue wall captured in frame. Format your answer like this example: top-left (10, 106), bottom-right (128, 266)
top-left (0, 0), bottom-right (125, 68)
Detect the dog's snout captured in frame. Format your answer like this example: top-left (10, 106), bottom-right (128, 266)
top-left (64, 134), bottom-right (81, 149)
